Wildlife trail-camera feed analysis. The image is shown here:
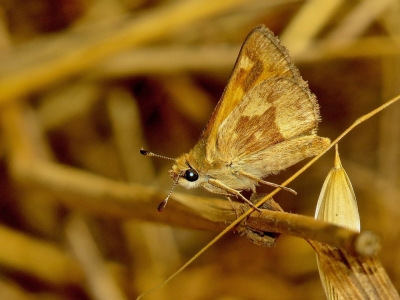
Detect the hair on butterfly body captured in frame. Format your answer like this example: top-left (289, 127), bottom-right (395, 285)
top-left (141, 25), bottom-right (330, 211)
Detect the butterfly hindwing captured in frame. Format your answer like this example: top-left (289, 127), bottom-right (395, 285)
top-left (216, 77), bottom-right (320, 162)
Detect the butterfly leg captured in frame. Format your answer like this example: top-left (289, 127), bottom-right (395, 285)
top-left (208, 178), bottom-right (261, 212)
top-left (238, 170), bottom-right (297, 195)
top-left (225, 196), bottom-right (242, 219)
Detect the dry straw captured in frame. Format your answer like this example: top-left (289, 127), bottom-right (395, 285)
top-left (312, 146), bottom-right (399, 299)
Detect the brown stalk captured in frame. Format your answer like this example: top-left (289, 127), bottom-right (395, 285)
top-left (1, 102), bottom-right (382, 255)
top-left (0, 0), bottom-right (250, 105)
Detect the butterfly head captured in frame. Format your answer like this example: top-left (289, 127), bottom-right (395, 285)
top-left (169, 154), bottom-right (205, 189)
top-left (140, 148), bottom-right (205, 211)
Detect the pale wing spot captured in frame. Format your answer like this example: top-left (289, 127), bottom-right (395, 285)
top-left (254, 131), bottom-right (263, 139)
top-left (231, 132), bottom-right (239, 141)
top-left (238, 55), bottom-right (254, 71)
top-left (241, 94), bottom-right (272, 117)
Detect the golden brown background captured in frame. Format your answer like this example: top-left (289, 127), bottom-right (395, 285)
top-left (0, 0), bottom-right (399, 299)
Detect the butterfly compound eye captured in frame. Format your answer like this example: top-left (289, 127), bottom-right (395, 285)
top-left (184, 169), bottom-right (199, 182)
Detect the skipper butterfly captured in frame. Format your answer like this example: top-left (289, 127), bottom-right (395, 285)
top-left (141, 25), bottom-right (330, 211)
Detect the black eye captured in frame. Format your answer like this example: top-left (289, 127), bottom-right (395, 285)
top-left (184, 168), bottom-right (198, 182)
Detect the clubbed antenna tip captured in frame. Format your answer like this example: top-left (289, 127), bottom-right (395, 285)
top-left (140, 149), bottom-right (150, 155)
top-left (139, 148), bottom-right (175, 161)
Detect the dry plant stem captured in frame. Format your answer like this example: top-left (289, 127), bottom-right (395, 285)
top-left (92, 45), bottom-right (240, 80)
top-left (0, 2), bottom-right (398, 101)
top-left (66, 214), bottom-right (128, 300)
top-left (280, 0), bottom-right (344, 58)
top-left (244, 210), bottom-right (375, 255)
top-left (0, 102), bottom-right (382, 258)
top-left (136, 94), bottom-right (400, 299)
top-left (0, 0), bottom-right (250, 105)
top-left (325, 0), bottom-right (397, 49)
top-left (5, 156), bottom-right (380, 256)
top-left (0, 223), bottom-right (84, 286)
top-left (90, 36), bottom-right (400, 80)
top-left (309, 241), bottom-right (400, 299)
top-left (0, 102), bottom-right (387, 245)
top-left (300, 36), bottom-right (400, 62)
top-left (9, 157), bottom-right (380, 253)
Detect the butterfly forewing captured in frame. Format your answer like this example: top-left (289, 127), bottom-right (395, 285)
top-left (165, 25), bottom-right (330, 210)
top-left (201, 25), bottom-right (304, 161)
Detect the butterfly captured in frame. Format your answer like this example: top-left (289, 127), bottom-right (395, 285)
top-left (141, 25), bottom-right (330, 211)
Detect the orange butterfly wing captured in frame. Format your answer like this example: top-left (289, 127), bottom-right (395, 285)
top-left (216, 77), bottom-right (324, 175)
top-left (199, 25), bottom-right (305, 162)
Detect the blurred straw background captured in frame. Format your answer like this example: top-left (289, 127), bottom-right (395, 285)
top-left (0, 0), bottom-right (399, 299)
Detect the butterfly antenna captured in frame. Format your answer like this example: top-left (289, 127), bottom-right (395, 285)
top-left (140, 148), bottom-right (175, 161)
top-left (158, 172), bottom-right (182, 212)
